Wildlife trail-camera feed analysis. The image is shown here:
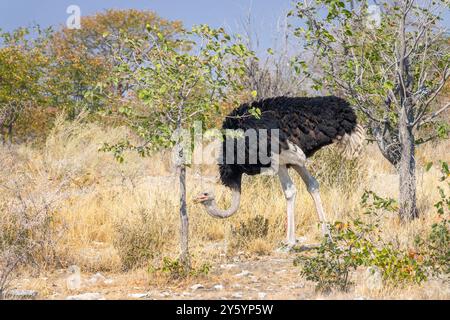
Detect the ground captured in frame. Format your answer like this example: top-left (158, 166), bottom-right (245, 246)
top-left (10, 247), bottom-right (449, 300)
top-left (2, 120), bottom-right (449, 300)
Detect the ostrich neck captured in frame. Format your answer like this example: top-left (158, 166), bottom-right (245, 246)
top-left (204, 187), bottom-right (241, 219)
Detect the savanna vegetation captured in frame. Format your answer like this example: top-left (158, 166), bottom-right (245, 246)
top-left (0, 1), bottom-right (449, 300)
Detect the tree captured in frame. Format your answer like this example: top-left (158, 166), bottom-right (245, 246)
top-left (290, 0), bottom-right (450, 220)
top-left (239, 12), bottom-right (308, 100)
top-left (47, 9), bottom-right (183, 119)
top-left (0, 27), bottom-right (50, 143)
top-left (102, 24), bottom-right (253, 270)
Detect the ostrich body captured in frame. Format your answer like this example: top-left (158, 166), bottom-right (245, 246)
top-left (195, 96), bottom-right (364, 245)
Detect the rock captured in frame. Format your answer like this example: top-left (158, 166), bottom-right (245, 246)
top-left (128, 293), bottom-right (149, 299)
top-left (190, 284), bottom-right (205, 291)
top-left (66, 265), bottom-right (82, 291)
top-left (104, 279), bottom-right (114, 285)
top-left (296, 236), bottom-right (308, 244)
top-left (213, 284), bottom-right (224, 291)
top-left (219, 264), bottom-right (238, 270)
top-left (235, 270), bottom-right (252, 277)
top-left (6, 290), bottom-right (39, 300)
top-left (364, 266), bottom-right (383, 291)
top-left (87, 272), bottom-right (107, 285)
top-left (66, 292), bottom-right (105, 300)
top-left (232, 292), bottom-right (243, 299)
top-left (257, 292), bottom-right (267, 299)
top-left (249, 276), bottom-right (259, 283)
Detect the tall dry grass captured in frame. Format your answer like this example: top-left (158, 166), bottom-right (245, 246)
top-left (0, 114), bottom-right (448, 274)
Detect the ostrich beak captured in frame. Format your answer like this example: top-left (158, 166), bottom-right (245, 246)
top-left (193, 194), bottom-right (208, 204)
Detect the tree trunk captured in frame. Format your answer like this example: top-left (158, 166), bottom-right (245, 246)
top-left (7, 123), bottom-right (13, 145)
top-left (179, 163), bottom-right (191, 271)
top-left (398, 107), bottom-right (418, 220)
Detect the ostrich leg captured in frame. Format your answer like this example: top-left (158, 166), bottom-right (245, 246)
top-left (293, 165), bottom-right (331, 239)
top-left (278, 165), bottom-right (297, 245)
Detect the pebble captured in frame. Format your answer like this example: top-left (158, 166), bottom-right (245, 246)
top-left (190, 284), bottom-right (205, 291)
top-left (128, 293), bottom-right (149, 299)
top-left (257, 292), bottom-right (267, 299)
top-left (213, 284), bottom-right (224, 291)
top-left (235, 270), bottom-right (252, 277)
top-left (66, 292), bottom-right (105, 300)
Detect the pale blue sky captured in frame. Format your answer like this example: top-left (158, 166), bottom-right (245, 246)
top-left (0, 0), bottom-right (294, 51)
top-left (1, 1), bottom-right (448, 52)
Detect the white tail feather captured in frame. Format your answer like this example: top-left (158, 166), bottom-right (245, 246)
top-left (334, 124), bottom-right (365, 159)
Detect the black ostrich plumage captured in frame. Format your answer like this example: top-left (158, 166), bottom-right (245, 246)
top-left (219, 95), bottom-right (358, 189)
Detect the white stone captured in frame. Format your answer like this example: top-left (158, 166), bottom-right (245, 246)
top-left (66, 292), bottom-right (105, 300)
top-left (219, 264), bottom-right (238, 270)
top-left (66, 265), bottom-right (82, 291)
top-left (128, 293), bottom-right (148, 299)
top-left (190, 284), bottom-right (205, 291)
top-left (87, 272), bottom-right (107, 285)
top-left (213, 284), bottom-right (224, 291)
top-left (235, 270), bottom-right (252, 277)
top-left (232, 292), bottom-right (243, 299)
top-left (257, 292), bottom-right (267, 299)
top-left (364, 266), bottom-right (383, 291)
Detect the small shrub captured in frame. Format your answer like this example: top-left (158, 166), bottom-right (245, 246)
top-left (113, 208), bottom-right (172, 271)
top-left (295, 191), bottom-right (427, 293)
top-left (309, 148), bottom-right (366, 191)
top-left (149, 257), bottom-right (211, 280)
top-left (0, 178), bottom-right (63, 299)
top-left (415, 161), bottom-right (450, 276)
top-left (229, 215), bottom-right (269, 253)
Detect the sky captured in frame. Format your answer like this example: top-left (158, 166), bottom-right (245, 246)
top-left (0, 0), bottom-right (294, 51)
top-left (1, 1), bottom-right (448, 53)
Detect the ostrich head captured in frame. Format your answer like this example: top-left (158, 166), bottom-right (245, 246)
top-left (194, 192), bottom-right (215, 205)
top-left (194, 187), bottom-right (241, 219)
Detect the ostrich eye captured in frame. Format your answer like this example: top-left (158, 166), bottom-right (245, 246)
top-left (203, 193), bottom-right (208, 196)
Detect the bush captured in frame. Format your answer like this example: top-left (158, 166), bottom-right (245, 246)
top-left (308, 148), bottom-right (366, 191)
top-left (0, 176), bottom-right (63, 299)
top-left (295, 191), bottom-right (427, 293)
top-left (229, 215), bottom-right (269, 254)
top-left (415, 161), bottom-right (450, 276)
top-left (113, 208), bottom-right (172, 271)
top-left (148, 257), bottom-right (211, 280)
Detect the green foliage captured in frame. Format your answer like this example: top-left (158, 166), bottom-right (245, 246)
top-left (415, 161), bottom-right (450, 276)
top-left (0, 26), bottom-right (51, 136)
top-left (149, 257), bottom-right (211, 280)
top-left (296, 162), bottom-right (450, 292)
top-left (47, 9), bottom-right (182, 119)
top-left (291, 0), bottom-right (450, 164)
top-left (101, 24), bottom-right (254, 158)
top-left (295, 191), bottom-right (427, 293)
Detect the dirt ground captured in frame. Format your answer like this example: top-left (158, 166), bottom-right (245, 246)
top-left (9, 248), bottom-right (450, 300)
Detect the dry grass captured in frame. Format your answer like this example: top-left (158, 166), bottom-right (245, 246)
top-left (0, 115), bottom-right (448, 299)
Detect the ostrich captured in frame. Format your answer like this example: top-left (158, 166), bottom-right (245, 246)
top-left (195, 96), bottom-right (364, 246)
